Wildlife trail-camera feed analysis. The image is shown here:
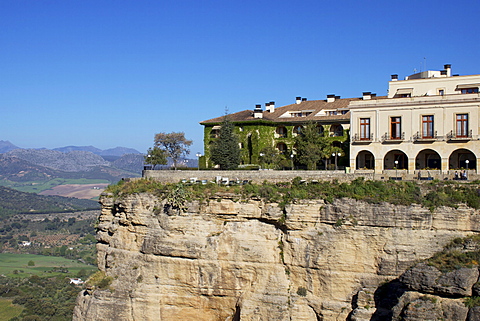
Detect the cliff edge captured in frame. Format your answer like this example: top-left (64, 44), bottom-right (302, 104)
top-left (73, 189), bottom-right (480, 320)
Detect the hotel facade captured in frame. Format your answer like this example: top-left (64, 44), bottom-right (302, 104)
top-left (201, 64), bottom-right (480, 174)
top-left (349, 64), bottom-right (480, 174)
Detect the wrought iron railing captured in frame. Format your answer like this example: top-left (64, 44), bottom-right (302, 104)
top-left (381, 132), bottom-right (405, 142)
top-left (413, 131), bottom-right (438, 141)
top-left (446, 129), bottom-right (472, 140)
top-left (351, 133), bottom-right (373, 142)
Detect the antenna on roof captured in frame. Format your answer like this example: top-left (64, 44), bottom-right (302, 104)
top-left (224, 106), bottom-right (229, 115)
top-left (424, 57), bottom-right (427, 72)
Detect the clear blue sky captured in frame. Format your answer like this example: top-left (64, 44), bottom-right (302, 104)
top-left (1, 0), bottom-right (479, 155)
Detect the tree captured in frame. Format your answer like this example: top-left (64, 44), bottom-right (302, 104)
top-left (210, 118), bottom-right (241, 170)
top-left (154, 132), bottom-right (193, 170)
top-left (259, 146), bottom-right (284, 169)
top-left (294, 122), bottom-right (329, 170)
top-left (144, 146), bottom-right (168, 169)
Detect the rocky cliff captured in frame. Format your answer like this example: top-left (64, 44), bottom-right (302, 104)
top-left (73, 191), bottom-right (480, 321)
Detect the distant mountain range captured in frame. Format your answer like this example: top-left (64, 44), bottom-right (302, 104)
top-left (0, 140), bottom-right (142, 156)
top-left (0, 140), bottom-right (197, 187)
top-left (0, 140), bottom-right (146, 184)
top-left (0, 140), bottom-right (19, 153)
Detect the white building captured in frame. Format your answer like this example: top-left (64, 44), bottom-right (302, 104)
top-left (349, 64), bottom-right (480, 175)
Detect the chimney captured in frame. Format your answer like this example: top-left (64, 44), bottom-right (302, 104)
top-left (371, 93), bottom-right (377, 98)
top-left (362, 92), bottom-right (371, 100)
top-left (253, 104), bottom-right (263, 118)
top-left (301, 98), bottom-right (307, 102)
top-left (327, 94), bottom-right (335, 103)
top-left (391, 74), bottom-right (398, 81)
top-left (296, 97), bottom-right (302, 104)
top-left (266, 101), bottom-right (275, 113)
top-left (444, 64), bottom-right (451, 77)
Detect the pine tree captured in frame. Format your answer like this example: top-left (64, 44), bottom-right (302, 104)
top-left (210, 118), bottom-right (241, 169)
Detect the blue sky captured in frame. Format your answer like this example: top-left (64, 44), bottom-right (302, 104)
top-left (1, 0), bottom-right (479, 155)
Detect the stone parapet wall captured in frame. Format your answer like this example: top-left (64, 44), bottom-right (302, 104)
top-left (142, 169), bottom-right (368, 184)
top-left (142, 169), bottom-right (479, 184)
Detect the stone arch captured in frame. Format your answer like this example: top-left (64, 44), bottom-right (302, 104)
top-left (317, 124), bottom-right (324, 135)
top-left (384, 150), bottom-right (408, 170)
top-left (210, 129), bottom-right (219, 139)
top-left (415, 149), bottom-right (441, 170)
top-left (275, 126), bottom-right (287, 138)
top-left (449, 148), bottom-right (476, 170)
top-left (330, 124), bottom-right (344, 137)
top-left (356, 150), bottom-right (375, 169)
top-left (293, 125), bottom-right (302, 136)
top-left (332, 141), bottom-right (342, 148)
top-left (276, 142), bottom-right (287, 154)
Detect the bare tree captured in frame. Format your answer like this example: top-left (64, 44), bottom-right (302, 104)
top-left (154, 132), bottom-right (192, 170)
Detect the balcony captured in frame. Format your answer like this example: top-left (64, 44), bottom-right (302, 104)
top-left (446, 130), bottom-right (473, 141)
top-left (413, 131), bottom-right (439, 142)
top-left (351, 133), bottom-right (373, 144)
top-left (381, 132), bottom-right (405, 143)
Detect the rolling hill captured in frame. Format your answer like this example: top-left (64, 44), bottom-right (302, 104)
top-left (0, 186), bottom-right (99, 216)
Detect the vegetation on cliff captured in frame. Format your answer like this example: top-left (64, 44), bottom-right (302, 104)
top-left (427, 234), bottom-right (480, 272)
top-left (105, 177), bottom-right (480, 211)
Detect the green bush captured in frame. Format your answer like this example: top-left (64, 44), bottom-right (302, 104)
top-left (297, 287), bottom-right (307, 296)
top-left (464, 296), bottom-right (480, 308)
top-left (104, 178), bottom-right (480, 212)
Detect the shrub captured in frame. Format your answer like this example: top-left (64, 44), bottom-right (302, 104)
top-left (87, 271), bottom-right (113, 290)
top-left (297, 287), bottom-right (307, 297)
top-left (464, 296), bottom-right (480, 308)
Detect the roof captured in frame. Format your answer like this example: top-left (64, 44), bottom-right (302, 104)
top-left (200, 96), bottom-right (385, 125)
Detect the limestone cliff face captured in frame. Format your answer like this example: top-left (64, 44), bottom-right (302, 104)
top-left (73, 193), bottom-right (480, 321)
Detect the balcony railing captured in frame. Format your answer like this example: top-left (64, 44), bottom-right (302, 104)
top-left (447, 130), bottom-right (473, 141)
top-left (381, 132), bottom-right (405, 142)
top-left (351, 133), bottom-right (373, 143)
top-left (413, 131), bottom-right (438, 142)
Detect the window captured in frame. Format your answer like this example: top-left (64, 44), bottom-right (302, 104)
top-left (330, 124), bottom-right (343, 137)
top-left (390, 117), bottom-right (401, 139)
top-left (276, 143), bottom-right (287, 154)
top-left (461, 88), bottom-right (479, 94)
top-left (210, 129), bottom-right (219, 138)
top-left (438, 89), bottom-right (444, 96)
top-left (276, 126), bottom-right (287, 138)
top-left (293, 126), bottom-right (302, 135)
top-left (456, 114), bottom-right (469, 137)
top-left (422, 115), bottom-right (434, 138)
top-left (360, 118), bottom-right (370, 140)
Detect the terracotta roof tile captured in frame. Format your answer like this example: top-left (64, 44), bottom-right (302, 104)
top-left (200, 96), bottom-right (385, 125)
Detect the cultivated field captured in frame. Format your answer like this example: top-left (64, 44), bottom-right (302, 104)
top-left (39, 183), bottom-right (109, 199)
top-left (0, 253), bottom-right (97, 278)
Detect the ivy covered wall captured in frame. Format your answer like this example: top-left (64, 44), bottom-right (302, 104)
top-left (203, 120), bottom-right (350, 169)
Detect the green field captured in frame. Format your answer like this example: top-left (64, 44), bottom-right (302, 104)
top-left (0, 178), bottom-right (111, 193)
top-left (0, 298), bottom-right (22, 321)
top-left (0, 253), bottom-right (97, 278)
